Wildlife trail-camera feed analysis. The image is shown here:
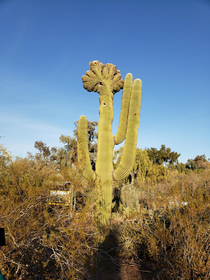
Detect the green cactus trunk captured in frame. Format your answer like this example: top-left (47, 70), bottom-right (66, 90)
top-left (77, 61), bottom-right (142, 226)
top-left (96, 90), bottom-right (114, 225)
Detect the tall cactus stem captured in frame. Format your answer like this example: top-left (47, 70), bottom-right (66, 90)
top-left (77, 61), bottom-right (142, 226)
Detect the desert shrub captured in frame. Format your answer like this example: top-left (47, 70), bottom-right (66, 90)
top-left (114, 165), bottom-right (210, 279)
top-left (1, 145), bottom-right (210, 279)
top-left (0, 155), bottom-right (99, 280)
top-left (0, 144), bottom-right (12, 190)
top-left (120, 184), bottom-right (141, 210)
top-left (0, 194), bottom-right (98, 279)
top-left (145, 163), bottom-right (168, 184)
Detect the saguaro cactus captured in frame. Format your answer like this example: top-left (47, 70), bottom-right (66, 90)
top-left (77, 61), bottom-right (142, 226)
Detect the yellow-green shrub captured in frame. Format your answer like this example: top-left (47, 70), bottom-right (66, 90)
top-left (0, 156), bottom-right (99, 279)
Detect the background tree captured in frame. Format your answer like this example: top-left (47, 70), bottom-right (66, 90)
top-left (134, 148), bottom-right (153, 182)
top-left (34, 141), bottom-right (51, 159)
top-left (34, 141), bottom-right (57, 162)
top-left (146, 144), bottom-right (180, 166)
top-left (58, 135), bottom-right (77, 169)
top-left (186, 154), bottom-right (209, 171)
top-left (33, 121), bottom-right (98, 171)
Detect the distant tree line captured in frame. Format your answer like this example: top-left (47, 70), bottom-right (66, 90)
top-left (31, 121), bottom-right (209, 182)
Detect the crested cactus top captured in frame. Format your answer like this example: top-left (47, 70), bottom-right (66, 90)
top-left (82, 60), bottom-right (124, 95)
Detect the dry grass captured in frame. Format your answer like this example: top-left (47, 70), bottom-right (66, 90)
top-left (0, 154), bottom-right (210, 279)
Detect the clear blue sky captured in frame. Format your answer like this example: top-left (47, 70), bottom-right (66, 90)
top-left (0, 0), bottom-right (210, 163)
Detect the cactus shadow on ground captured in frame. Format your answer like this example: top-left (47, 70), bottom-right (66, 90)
top-left (89, 228), bottom-right (121, 280)
top-left (86, 226), bottom-right (158, 280)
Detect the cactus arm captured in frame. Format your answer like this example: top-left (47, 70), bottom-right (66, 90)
top-left (77, 115), bottom-right (96, 181)
top-left (113, 78), bottom-right (142, 181)
top-left (114, 73), bottom-right (133, 145)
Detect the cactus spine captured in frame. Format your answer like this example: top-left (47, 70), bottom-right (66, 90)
top-left (77, 61), bottom-right (142, 226)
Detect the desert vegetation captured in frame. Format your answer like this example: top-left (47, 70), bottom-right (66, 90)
top-left (0, 135), bottom-right (210, 279)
